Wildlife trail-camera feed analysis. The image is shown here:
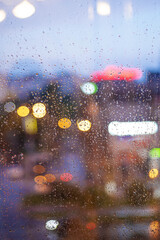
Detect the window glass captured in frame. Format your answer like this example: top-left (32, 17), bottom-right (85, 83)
top-left (1, 0), bottom-right (160, 239)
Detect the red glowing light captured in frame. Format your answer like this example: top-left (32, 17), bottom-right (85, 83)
top-left (86, 222), bottom-right (96, 230)
top-left (91, 65), bottom-right (142, 82)
top-left (60, 173), bottom-right (73, 182)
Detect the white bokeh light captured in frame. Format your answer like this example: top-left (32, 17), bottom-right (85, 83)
top-left (0, 9), bottom-right (6, 22)
top-left (80, 82), bottom-right (98, 95)
top-left (45, 220), bottom-right (59, 231)
top-left (12, 0), bottom-right (35, 19)
top-left (97, 1), bottom-right (111, 16)
top-left (108, 121), bottom-right (158, 136)
top-left (105, 181), bottom-right (117, 196)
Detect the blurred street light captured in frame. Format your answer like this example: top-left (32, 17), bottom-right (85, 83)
top-left (32, 103), bottom-right (46, 119)
top-left (0, 9), bottom-right (6, 22)
top-left (97, 1), bottom-right (111, 16)
top-left (17, 105), bottom-right (30, 117)
top-left (12, 0), bottom-right (35, 19)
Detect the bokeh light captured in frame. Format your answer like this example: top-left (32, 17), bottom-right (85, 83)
top-left (4, 102), bottom-right (16, 113)
top-left (34, 175), bottom-right (47, 184)
top-left (86, 222), bottom-right (96, 230)
top-left (60, 173), bottom-right (73, 182)
top-left (149, 221), bottom-right (160, 238)
top-left (108, 121), bottom-right (158, 136)
top-left (77, 120), bottom-right (91, 132)
top-left (33, 165), bottom-right (45, 174)
top-left (149, 148), bottom-right (160, 158)
top-left (0, 10), bottom-right (6, 22)
top-left (92, 65), bottom-right (143, 82)
top-left (149, 169), bottom-right (159, 179)
top-left (45, 174), bottom-right (56, 183)
top-left (45, 220), bottom-right (59, 231)
top-left (58, 118), bottom-right (71, 129)
top-left (32, 103), bottom-right (46, 118)
top-left (80, 82), bottom-right (98, 95)
top-left (97, 1), bottom-right (111, 16)
top-left (17, 106), bottom-right (30, 117)
top-left (12, 0), bottom-right (35, 19)
top-left (25, 116), bottom-right (37, 134)
top-left (105, 181), bottom-right (117, 197)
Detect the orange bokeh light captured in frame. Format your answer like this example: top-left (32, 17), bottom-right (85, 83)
top-left (45, 174), bottom-right (56, 183)
top-left (34, 175), bottom-right (47, 184)
top-left (33, 165), bottom-right (45, 174)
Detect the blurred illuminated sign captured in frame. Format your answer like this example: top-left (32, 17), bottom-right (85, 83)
top-left (108, 121), bottom-right (158, 136)
top-left (91, 65), bottom-right (142, 82)
top-left (149, 148), bottom-right (160, 158)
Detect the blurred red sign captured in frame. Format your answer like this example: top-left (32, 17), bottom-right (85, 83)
top-left (91, 65), bottom-right (142, 82)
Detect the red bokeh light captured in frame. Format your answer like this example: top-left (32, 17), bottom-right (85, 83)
top-left (60, 173), bottom-right (73, 182)
top-left (86, 222), bottom-right (96, 230)
top-left (91, 65), bottom-right (142, 82)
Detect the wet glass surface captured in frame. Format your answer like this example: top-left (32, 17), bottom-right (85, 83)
top-left (1, 0), bottom-right (160, 239)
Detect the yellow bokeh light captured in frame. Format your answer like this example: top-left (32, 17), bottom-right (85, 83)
top-left (45, 174), bottom-right (56, 183)
top-left (58, 118), bottom-right (71, 129)
top-left (77, 120), bottom-right (91, 132)
top-left (149, 169), bottom-right (158, 179)
top-left (32, 103), bottom-right (46, 118)
top-left (25, 116), bottom-right (37, 134)
top-left (34, 175), bottom-right (46, 185)
top-left (17, 106), bottom-right (29, 117)
top-left (149, 221), bottom-right (160, 238)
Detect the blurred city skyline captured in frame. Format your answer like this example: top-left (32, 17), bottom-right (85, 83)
top-left (1, 0), bottom-right (160, 78)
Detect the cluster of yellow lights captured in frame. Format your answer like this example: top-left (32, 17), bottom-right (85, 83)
top-left (77, 120), bottom-right (91, 132)
top-left (17, 106), bottom-right (30, 117)
top-left (32, 103), bottom-right (46, 119)
top-left (58, 118), bottom-right (71, 129)
top-left (17, 103), bottom-right (46, 119)
top-left (149, 168), bottom-right (159, 179)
